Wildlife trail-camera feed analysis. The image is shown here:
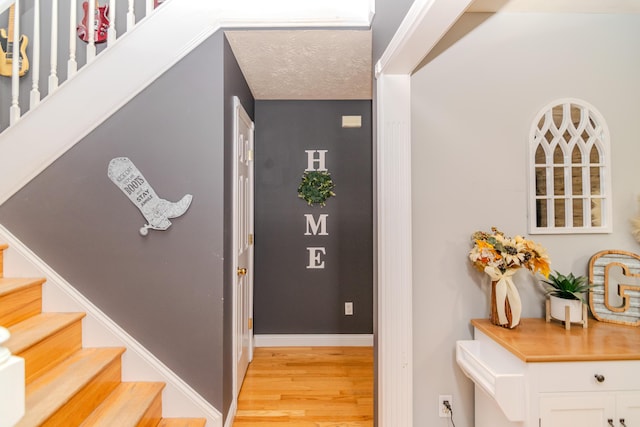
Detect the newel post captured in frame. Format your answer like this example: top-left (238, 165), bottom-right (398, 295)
top-left (0, 326), bottom-right (25, 427)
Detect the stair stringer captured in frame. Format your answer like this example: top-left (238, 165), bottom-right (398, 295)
top-left (0, 223), bottom-right (222, 426)
top-left (0, 0), bottom-right (374, 206)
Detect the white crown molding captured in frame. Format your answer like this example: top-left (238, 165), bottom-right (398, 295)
top-left (0, 224), bottom-right (222, 426)
top-left (375, 0), bottom-right (475, 77)
top-left (0, 0), bottom-right (374, 207)
top-left (254, 334), bottom-right (374, 347)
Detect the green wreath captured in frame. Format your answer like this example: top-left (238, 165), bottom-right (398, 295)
top-left (297, 170), bottom-right (336, 206)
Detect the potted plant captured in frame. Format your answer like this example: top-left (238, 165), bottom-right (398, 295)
top-left (542, 271), bottom-right (591, 323)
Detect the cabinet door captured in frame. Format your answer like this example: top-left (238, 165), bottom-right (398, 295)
top-left (540, 393), bottom-right (615, 427)
top-left (617, 393), bottom-right (640, 427)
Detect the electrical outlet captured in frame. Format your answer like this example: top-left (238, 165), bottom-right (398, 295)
top-left (438, 395), bottom-right (452, 418)
top-left (345, 302), bottom-right (353, 315)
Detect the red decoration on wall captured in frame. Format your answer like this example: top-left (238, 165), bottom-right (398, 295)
top-left (77, 1), bottom-right (109, 44)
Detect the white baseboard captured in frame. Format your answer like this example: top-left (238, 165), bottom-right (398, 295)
top-left (254, 334), bottom-right (373, 347)
top-left (0, 224), bottom-right (222, 426)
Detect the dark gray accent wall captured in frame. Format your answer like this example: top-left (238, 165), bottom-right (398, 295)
top-left (222, 35), bottom-right (254, 421)
top-left (254, 100), bottom-right (373, 334)
top-left (0, 31), bottom-right (254, 415)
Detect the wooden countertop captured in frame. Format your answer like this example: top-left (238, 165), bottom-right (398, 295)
top-left (472, 318), bottom-right (640, 363)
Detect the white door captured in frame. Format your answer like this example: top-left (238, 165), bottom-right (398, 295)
top-left (233, 96), bottom-right (254, 397)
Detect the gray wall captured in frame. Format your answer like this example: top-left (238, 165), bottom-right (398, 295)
top-left (410, 13), bottom-right (640, 426)
top-left (372, 0), bottom-right (414, 63)
top-left (254, 100), bottom-right (373, 334)
top-left (0, 31), bottom-right (253, 414)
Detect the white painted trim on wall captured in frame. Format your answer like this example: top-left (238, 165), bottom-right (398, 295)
top-left (0, 0), bottom-right (374, 207)
top-left (376, 74), bottom-right (413, 427)
top-left (374, 0), bottom-right (475, 425)
top-left (375, 0), bottom-right (474, 77)
top-left (0, 224), bottom-right (222, 426)
top-left (254, 334), bottom-right (374, 347)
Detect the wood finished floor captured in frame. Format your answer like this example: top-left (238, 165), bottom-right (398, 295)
top-left (232, 347), bottom-right (374, 427)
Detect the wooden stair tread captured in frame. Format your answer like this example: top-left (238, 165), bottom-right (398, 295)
top-left (158, 418), bottom-right (207, 427)
top-left (5, 312), bottom-right (85, 353)
top-left (18, 347), bottom-right (125, 427)
top-left (80, 382), bottom-right (165, 427)
top-left (0, 247), bottom-right (201, 425)
top-left (0, 277), bottom-right (46, 296)
top-left (0, 277), bottom-right (44, 327)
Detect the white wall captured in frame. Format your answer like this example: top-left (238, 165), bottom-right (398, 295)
top-left (410, 12), bottom-right (640, 427)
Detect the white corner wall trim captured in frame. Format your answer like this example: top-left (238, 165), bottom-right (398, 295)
top-left (254, 334), bottom-right (374, 347)
top-left (0, 0), bottom-right (374, 207)
top-left (0, 224), bottom-right (222, 426)
top-left (374, 1), bottom-right (474, 426)
top-left (376, 74), bottom-right (414, 427)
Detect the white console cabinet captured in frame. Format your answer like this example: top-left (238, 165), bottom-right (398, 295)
top-left (540, 392), bottom-right (640, 427)
top-left (457, 318), bottom-right (640, 427)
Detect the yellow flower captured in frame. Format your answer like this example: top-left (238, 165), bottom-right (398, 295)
top-left (533, 257), bottom-right (551, 278)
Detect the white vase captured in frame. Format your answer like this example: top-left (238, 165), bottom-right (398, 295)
top-left (549, 295), bottom-right (583, 323)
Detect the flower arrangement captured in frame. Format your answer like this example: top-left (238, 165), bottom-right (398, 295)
top-left (469, 227), bottom-right (551, 328)
top-left (297, 170), bottom-right (336, 206)
top-left (469, 227), bottom-right (551, 278)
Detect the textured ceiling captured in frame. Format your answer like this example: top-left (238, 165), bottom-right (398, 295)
top-left (225, 30), bottom-right (372, 100)
top-left (225, 2), bottom-right (637, 101)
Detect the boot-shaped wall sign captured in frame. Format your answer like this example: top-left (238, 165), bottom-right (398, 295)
top-left (108, 157), bottom-right (193, 236)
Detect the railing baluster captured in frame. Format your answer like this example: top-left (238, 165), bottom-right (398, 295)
top-left (9, 0), bottom-right (20, 124)
top-left (68, 0), bottom-right (77, 77)
top-left (127, 0), bottom-right (134, 31)
top-left (3, 0), bottom-right (161, 132)
top-left (48, 0), bottom-right (58, 92)
top-left (29, 0), bottom-right (40, 107)
top-left (107, 0), bottom-right (116, 45)
top-left (86, 0), bottom-right (96, 62)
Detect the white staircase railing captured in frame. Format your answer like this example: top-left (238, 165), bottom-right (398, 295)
top-left (0, 0), bottom-right (162, 128)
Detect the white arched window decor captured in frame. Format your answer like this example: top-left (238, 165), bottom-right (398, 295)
top-left (529, 99), bottom-right (612, 234)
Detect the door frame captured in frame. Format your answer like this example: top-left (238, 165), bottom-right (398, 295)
top-left (374, 0), bottom-right (473, 425)
top-left (231, 96), bottom-right (255, 407)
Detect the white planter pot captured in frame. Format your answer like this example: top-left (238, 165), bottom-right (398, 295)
top-left (549, 295), bottom-right (583, 323)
